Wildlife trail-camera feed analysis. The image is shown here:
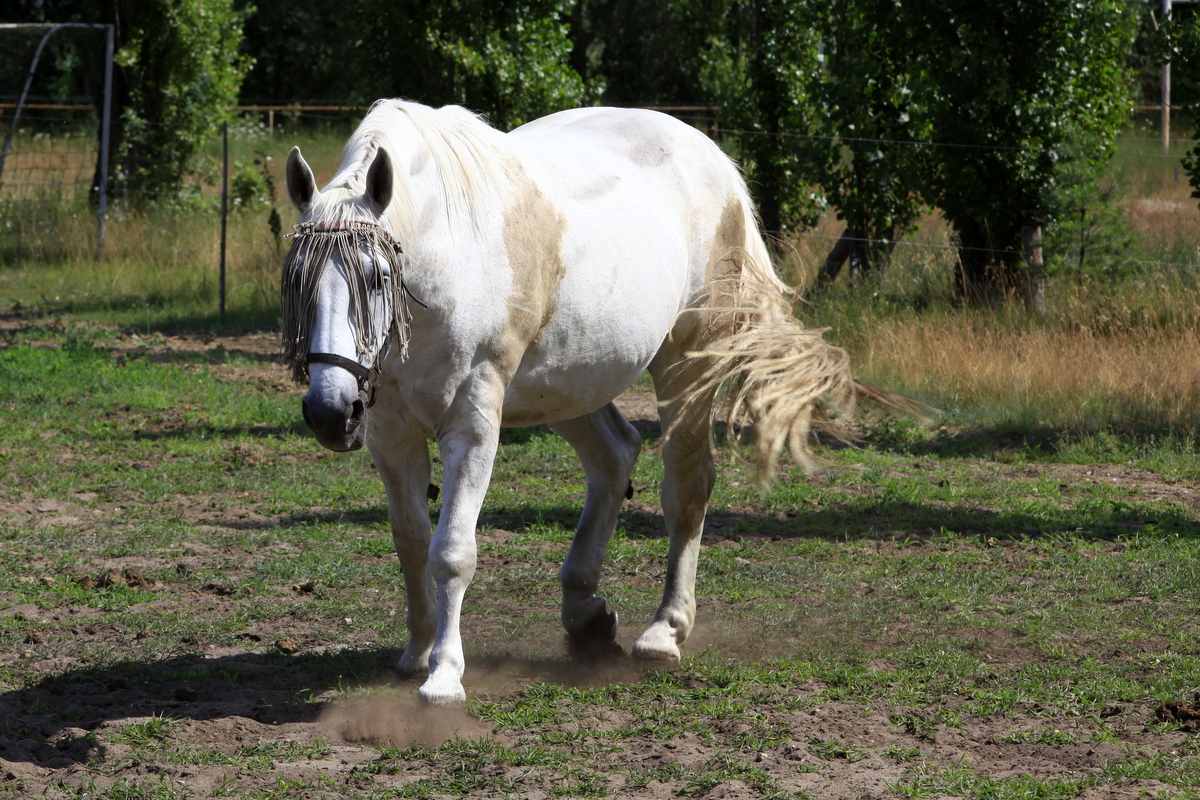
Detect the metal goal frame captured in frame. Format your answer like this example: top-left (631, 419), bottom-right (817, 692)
top-left (0, 22), bottom-right (114, 257)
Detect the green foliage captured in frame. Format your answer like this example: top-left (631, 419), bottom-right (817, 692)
top-left (1173, 12), bottom-right (1200, 208)
top-left (909, 0), bottom-right (1139, 298)
top-left (229, 153), bottom-right (275, 212)
top-left (241, 0), bottom-right (588, 130)
top-left (696, 1), bottom-right (825, 236)
top-left (425, 0), bottom-right (589, 129)
top-left (1042, 160), bottom-right (1137, 286)
top-left (806, 0), bottom-right (935, 284)
top-left (113, 0), bottom-right (252, 199)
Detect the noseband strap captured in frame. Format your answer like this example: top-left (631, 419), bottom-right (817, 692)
top-left (306, 352), bottom-right (380, 408)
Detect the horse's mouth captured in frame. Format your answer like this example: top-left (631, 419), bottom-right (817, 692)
top-left (315, 427), bottom-right (365, 452)
top-left (302, 397), bottom-right (367, 451)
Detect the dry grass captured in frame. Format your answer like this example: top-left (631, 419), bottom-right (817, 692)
top-left (777, 131), bottom-right (1200, 433)
top-left (849, 298), bottom-right (1200, 431)
top-left (0, 202), bottom-right (289, 325)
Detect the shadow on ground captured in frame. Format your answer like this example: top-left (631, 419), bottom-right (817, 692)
top-left (0, 643), bottom-right (642, 768)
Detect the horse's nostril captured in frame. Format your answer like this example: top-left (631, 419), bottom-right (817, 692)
top-left (301, 400), bottom-right (314, 432)
top-left (347, 398), bottom-right (365, 433)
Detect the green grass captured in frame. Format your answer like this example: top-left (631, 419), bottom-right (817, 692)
top-left (0, 325), bottom-right (1198, 796)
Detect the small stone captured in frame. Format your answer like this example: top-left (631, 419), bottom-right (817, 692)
top-left (276, 637), bottom-right (302, 655)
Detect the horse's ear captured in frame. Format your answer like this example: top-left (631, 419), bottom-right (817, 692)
top-left (365, 148), bottom-right (393, 212)
top-left (286, 146), bottom-right (317, 211)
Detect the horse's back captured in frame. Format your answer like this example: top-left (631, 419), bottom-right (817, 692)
top-left (509, 107), bottom-right (738, 210)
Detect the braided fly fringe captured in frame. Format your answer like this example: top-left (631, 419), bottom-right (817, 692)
top-left (279, 222), bottom-right (412, 381)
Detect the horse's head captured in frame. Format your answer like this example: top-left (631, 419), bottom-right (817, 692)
top-left (280, 145), bottom-right (409, 451)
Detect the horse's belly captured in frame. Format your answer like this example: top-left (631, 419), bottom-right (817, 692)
top-left (501, 358), bottom-right (646, 427)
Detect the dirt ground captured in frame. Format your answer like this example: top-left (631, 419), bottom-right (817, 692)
top-left (1, 330), bottom-right (1195, 798)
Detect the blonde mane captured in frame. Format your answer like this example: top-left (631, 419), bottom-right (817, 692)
top-left (311, 99), bottom-right (509, 250)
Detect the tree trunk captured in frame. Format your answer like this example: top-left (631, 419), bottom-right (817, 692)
top-left (847, 232), bottom-right (866, 281)
top-left (817, 225), bottom-right (895, 290)
top-left (953, 218), bottom-right (1020, 306)
top-left (1021, 223), bottom-right (1045, 315)
top-left (818, 227), bottom-right (858, 286)
top-left (874, 225), bottom-right (896, 289)
top-left (749, 0), bottom-right (784, 253)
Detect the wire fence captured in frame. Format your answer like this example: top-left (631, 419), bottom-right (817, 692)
top-left (0, 108), bottom-right (100, 202)
top-left (1, 102), bottom-right (1198, 274)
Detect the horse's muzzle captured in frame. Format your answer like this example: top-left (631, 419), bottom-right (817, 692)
top-left (302, 393), bottom-right (367, 451)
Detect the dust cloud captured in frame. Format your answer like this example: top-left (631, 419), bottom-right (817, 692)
top-left (320, 694), bottom-right (492, 748)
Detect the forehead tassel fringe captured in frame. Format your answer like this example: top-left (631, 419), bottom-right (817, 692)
top-left (279, 221), bottom-right (412, 382)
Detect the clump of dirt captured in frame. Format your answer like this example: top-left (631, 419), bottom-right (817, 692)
top-left (275, 636), bottom-right (303, 654)
top-left (1155, 693), bottom-right (1200, 732)
top-left (72, 568), bottom-right (155, 590)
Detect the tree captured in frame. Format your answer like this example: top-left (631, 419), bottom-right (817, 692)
top-left (695, 0), bottom-right (825, 240)
top-left (567, 0), bottom-right (708, 105)
top-left (234, 0), bottom-right (351, 103)
top-left (911, 0), bottom-right (1138, 305)
top-left (807, 0), bottom-right (934, 288)
top-left (337, 0), bottom-right (587, 130)
top-left (7, 0), bottom-right (252, 201)
top-left (1171, 9), bottom-right (1200, 210)
top-left (111, 0), bottom-right (251, 199)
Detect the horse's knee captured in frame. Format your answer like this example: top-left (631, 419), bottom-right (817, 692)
top-left (429, 541), bottom-right (476, 585)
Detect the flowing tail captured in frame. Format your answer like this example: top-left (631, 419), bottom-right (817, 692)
top-left (676, 194), bottom-right (935, 483)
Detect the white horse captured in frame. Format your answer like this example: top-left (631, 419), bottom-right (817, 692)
top-left (281, 99), bottom-right (891, 704)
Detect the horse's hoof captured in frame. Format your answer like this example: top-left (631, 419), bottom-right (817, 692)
top-left (631, 630), bottom-right (682, 667)
top-left (417, 679), bottom-right (466, 706)
top-left (568, 601), bottom-right (619, 643)
top-left (397, 646), bottom-right (432, 679)
top-left (563, 597), bottom-right (619, 645)
top-left (397, 663), bottom-right (430, 680)
top-left (567, 609), bottom-right (626, 660)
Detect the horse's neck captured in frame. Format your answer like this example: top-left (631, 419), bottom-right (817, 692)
top-left (391, 140), bottom-right (514, 273)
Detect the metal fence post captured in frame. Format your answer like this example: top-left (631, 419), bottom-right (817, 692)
top-left (96, 24), bottom-right (113, 257)
top-left (220, 120), bottom-right (228, 324)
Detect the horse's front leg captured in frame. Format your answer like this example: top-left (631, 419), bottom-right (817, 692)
top-left (418, 400), bottom-right (502, 705)
top-left (367, 408), bottom-right (437, 677)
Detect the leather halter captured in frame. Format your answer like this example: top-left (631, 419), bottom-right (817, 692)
top-left (306, 351), bottom-right (381, 408)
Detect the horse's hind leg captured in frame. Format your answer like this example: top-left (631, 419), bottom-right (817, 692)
top-left (632, 346), bottom-right (718, 665)
top-left (550, 402), bottom-right (642, 646)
